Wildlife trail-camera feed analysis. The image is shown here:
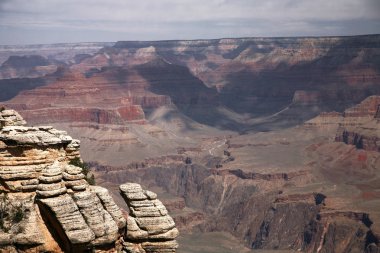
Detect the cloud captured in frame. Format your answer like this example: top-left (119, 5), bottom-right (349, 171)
top-left (0, 0), bottom-right (379, 44)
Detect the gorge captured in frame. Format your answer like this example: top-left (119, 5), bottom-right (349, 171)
top-left (0, 35), bottom-right (379, 252)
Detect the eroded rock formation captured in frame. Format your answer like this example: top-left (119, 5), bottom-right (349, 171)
top-left (120, 183), bottom-right (179, 253)
top-left (0, 109), bottom-right (178, 252)
top-left (306, 96), bottom-right (380, 151)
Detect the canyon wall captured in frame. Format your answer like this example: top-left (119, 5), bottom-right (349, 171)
top-left (1, 35), bottom-right (379, 131)
top-left (95, 160), bottom-right (379, 253)
top-left (0, 109), bottom-right (178, 253)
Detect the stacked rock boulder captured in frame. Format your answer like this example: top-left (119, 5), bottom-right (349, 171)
top-left (63, 164), bottom-right (88, 192)
top-left (0, 109), bottom-right (178, 252)
top-left (120, 183), bottom-right (179, 253)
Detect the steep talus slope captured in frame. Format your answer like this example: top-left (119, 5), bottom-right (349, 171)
top-left (0, 109), bottom-right (178, 253)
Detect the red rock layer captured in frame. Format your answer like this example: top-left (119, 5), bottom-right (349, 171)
top-left (4, 69), bottom-right (172, 125)
top-left (343, 96), bottom-right (380, 118)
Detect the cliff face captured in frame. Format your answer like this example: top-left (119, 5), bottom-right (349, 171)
top-left (0, 109), bottom-right (178, 253)
top-left (336, 96), bottom-right (380, 152)
top-left (306, 96), bottom-right (380, 152)
top-left (0, 36), bottom-right (379, 253)
top-left (2, 35), bottom-right (380, 131)
top-left (4, 69), bottom-right (150, 125)
top-left (96, 161), bottom-right (379, 253)
top-left (108, 36), bottom-right (380, 116)
top-left (91, 93), bottom-right (380, 252)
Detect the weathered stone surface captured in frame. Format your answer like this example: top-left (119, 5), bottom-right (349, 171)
top-left (64, 164), bottom-right (83, 175)
top-left (120, 183), bottom-right (148, 201)
top-left (38, 194), bottom-right (95, 244)
top-left (36, 162), bottom-right (67, 198)
top-left (135, 216), bottom-right (176, 235)
top-left (37, 187), bottom-right (67, 198)
top-left (41, 162), bottom-right (62, 176)
top-left (125, 215), bottom-right (149, 240)
top-left (91, 186), bottom-right (126, 229)
top-left (0, 234), bottom-right (12, 246)
top-left (0, 109), bottom-right (177, 252)
top-left (72, 184), bottom-right (87, 191)
top-left (141, 240), bottom-right (178, 253)
top-left (72, 191), bottom-right (119, 245)
top-left (131, 200), bottom-right (168, 218)
top-left (13, 201), bottom-right (45, 245)
top-left (62, 172), bottom-right (85, 181)
top-left (122, 240), bottom-right (146, 253)
top-left (38, 174), bottom-right (62, 183)
top-left (145, 190), bottom-right (157, 200)
top-left (0, 109), bottom-right (26, 128)
top-left (0, 125), bottom-right (72, 147)
top-left (65, 179), bottom-right (87, 188)
top-left (120, 183), bottom-right (178, 253)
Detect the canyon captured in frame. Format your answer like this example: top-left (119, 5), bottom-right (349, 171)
top-left (0, 35), bottom-right (379, 252)
top-left (0, 109), bottom-right (178, 252)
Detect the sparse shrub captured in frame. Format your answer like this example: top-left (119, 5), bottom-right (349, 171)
top-left (88, 174), bottom-right (96, 186)
top-left (0, 191), bottom-right (9, 230)
top-left (12, 205), bottom-right (24, 223)
top-left (0, 191), bottom-right (25, 231)
top-left (69, 157), bottom-right (95, 185)
top-left (69, 157), bottom-right (89, 176)
top-left (185, 157), bottom-right (192, 164)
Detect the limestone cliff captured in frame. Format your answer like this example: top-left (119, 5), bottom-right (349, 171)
top-left (306, 96), bottom-right (380, 151)
top-left (0, 109), bottom-right (178, 253)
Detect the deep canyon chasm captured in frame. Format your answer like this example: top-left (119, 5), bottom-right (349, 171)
top-left (0, 35), bottom-right (380, 252)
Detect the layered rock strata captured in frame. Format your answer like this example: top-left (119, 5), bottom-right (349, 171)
top-left (305, 96), bottom-right (380, 151)
top-left (0, 109), bottom-right (178, 252)
top-left (120, 183), bottom-right (179, 253)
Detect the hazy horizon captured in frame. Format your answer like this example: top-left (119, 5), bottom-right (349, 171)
top-left (1, 0), bottom-right (380, 45)
top-left (0, 33), bottom-right (380, 47)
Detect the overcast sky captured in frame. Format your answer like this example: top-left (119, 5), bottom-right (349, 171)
top-left (0, 0), bottom-right (379, 45)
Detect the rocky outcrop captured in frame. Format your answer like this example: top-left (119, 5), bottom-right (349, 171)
top-left (120, 183), bottom-right (179, 253)
top-left (253, 196), bottom-right (375, 253)
top-left (336, 125), bottom-right (380, 152)
top-left (343, 96), bottom-right (380, 118)
top-left (305, 96), bottom-right (380, 152)
top-left (96, 157), bottom-right (380, 253)
top-left (336, 96), bottom-right (380, 151)
top-left (0, 109), bottom-right (178, 252)
top-left (304, 111), bottom-right (343, 128)
top-left (0, 109), bottom-right (26, 128)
